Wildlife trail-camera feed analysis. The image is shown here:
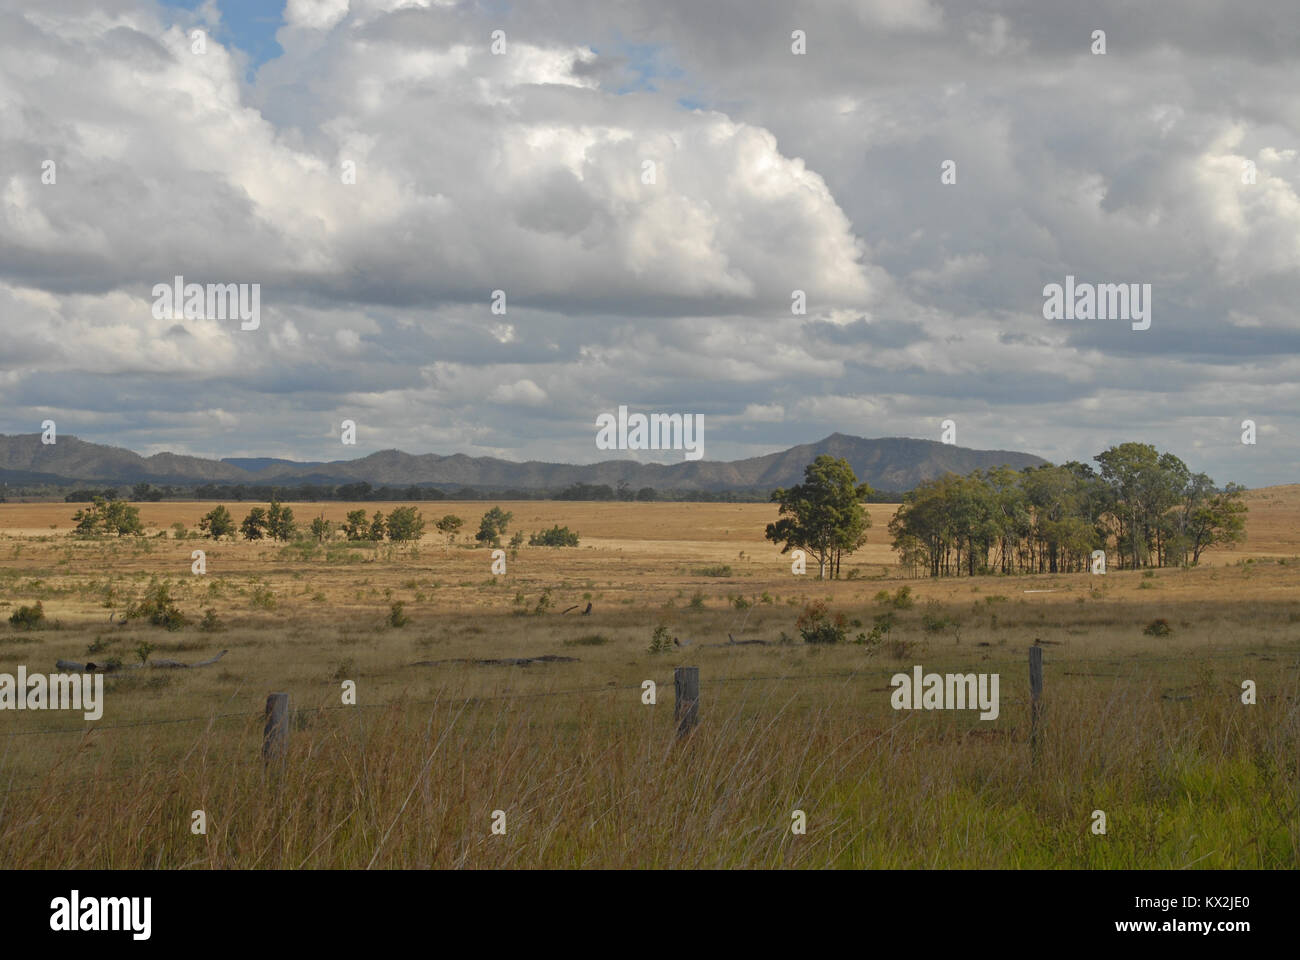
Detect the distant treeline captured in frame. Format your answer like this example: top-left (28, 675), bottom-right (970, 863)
top-left (888, 442), bottom-right (1247, 576)
top-left (35, 480), bottom-right (912, 504)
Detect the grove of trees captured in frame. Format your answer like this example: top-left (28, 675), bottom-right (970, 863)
top-left (888, 442), bottom-right (1247, 577)
top-left (72, 496), bottom-right (144, 536)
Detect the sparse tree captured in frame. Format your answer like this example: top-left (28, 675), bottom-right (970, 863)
top-left (240, 507), bottom-right (268, 540)
top-left (343, 509), bottom-right (369, 540)
top-left (475, 506), bottom-right (513, 547)
top-left (267, 501), bottom-right (296, 541)
top-left (435, 514), bottom-right (464, 543)
top-left (198, 505), bottom-right (235, 540)
top-left (309, 514), bottom-right (333, 543)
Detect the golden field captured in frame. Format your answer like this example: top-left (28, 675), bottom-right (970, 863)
top-left (0, 487), bottom-right (1296, 868)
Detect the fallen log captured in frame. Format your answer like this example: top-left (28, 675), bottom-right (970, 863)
top-left (55, 649), bottom-right (229, 673)
top-left (409, 655), bottom-right (580, 667)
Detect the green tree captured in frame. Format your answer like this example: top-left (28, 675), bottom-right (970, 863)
top-left (102, 499), bottom-right (144, 536)
top-left (240, 507), bottom-right (268, 540)
top-left (309, 514), bottom-right (333, 543)
top-left (1185, 482), bottom-right (1247, 564)
top-left (198, 505), bottom-right (236, 539)
top-left (386, 506), bottom-right (425, 542)
top-left (369, 510), bottom-right (386, 541)
top-left (72, 498), bottom-right (105, 536)
top-left (267, 501), bottom-right (296, 541)
top-left (435, 514), bottom-right (464, 543)
top-left (475, 507), bottom-right (513, 547)
top-left (765, 455), bottom-right (871, 579)
top-left (342, 509), bottom-right (369, 540)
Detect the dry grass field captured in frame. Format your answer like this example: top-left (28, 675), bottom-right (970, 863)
top-left (0, 487), bottom-right (1297, 868)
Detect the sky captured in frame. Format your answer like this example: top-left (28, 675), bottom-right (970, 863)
top-left (1, 0), bottom-right (1297, 487)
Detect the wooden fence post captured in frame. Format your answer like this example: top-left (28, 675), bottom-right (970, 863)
top-left (674, 666), bottom-right (699, 738)
top-left (263, 692), bottom-right (289, 764)
top-left (1028, 647), bottom-right (1044, 761)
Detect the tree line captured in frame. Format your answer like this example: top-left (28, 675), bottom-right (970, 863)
top-left (887, 442), bottom-right (1247, 576)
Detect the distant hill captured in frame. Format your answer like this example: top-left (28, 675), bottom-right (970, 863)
top-left (221, 457), bottom-right (326, 473)
top-left (0, 432), bottom-right (1047, 493)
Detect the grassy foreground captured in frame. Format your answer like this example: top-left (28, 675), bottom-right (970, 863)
top-left (0, 497), bottom-right (1297, 868)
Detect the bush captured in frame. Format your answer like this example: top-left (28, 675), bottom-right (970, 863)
top-left (874, 586), bottom-right (914, 609)
top-left (694, 564), bottom-right (733, 577)
top-left (250, 585), bottom-right (276, 610)
top-left (564, 634), bottom-right (609, 647)
top-left (921, 601), bottom-right (958, 633)
top-left (796, 600), bottom-right (847, 644)
top-left (648, 625), bottom-right (674, 654)
top-left (1142, 618), bottom-right (1173, 637)
top-left (9, 601), bottom-right (45, 630)
top-left (387, 601), bottom-right (409, 628)
top-left (126, 581), bottom-right (187, 630)
top-left (529, 525), bottom-right (580, 547)
top-left (199, 609), bottom-right (223, 632)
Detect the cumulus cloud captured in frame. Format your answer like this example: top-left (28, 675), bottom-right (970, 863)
top-left (0, 0), bottom-right (1295, 486)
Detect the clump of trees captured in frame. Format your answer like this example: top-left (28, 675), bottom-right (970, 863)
top-left (888, 443), bottom-right (1247, 577)
top-left (64, 488), bottom-right (119, 502)
top-left (235, 501), bottom-right (297, 541)
top-left (337, 506), bottom-right (425, 542)
top-left (529, 525), bottom-right (580, 547)
top-left (765, 455), bottom-right (872, 579)
top-left (72, 497), bottom-right (144, 537)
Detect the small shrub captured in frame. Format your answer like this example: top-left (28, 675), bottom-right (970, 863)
top-left (1142, 618), bottom-right (1173, 637)
top-left (9, 601), bottom-right (45, 630)
top-left (874, 586), bottom-right (914, 609)
top-left (533, 588), bottom-right (554, 615)
top-left (688, 590), bottom-right (706, 611)
top-left (694, 565), bottom-right (733, 578)
top-left (387, 601), bottom-right (410, 628)
top-left (564, 634), bottom-right (609, 646)
top-left (126, 581), bottom-right (187, 630)
top-left (648, 625), bottom-right (674, 654)
top-left (889, 637), bottom-right (918, 659)
top-left (920, 602), bottom-right (958, 634)
top-left (796, 600), bottom-right (847, 644)
top-left (134, 640), bottom-right (154, 664)
top-left (199, 609), bottom-right (223, 633)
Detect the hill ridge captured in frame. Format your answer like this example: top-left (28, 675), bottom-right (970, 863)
top-left (0, 432), bottom-right (1048, 493)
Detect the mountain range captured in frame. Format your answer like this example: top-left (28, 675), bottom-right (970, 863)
top-left (0, 433), bottom-right (1048, 494)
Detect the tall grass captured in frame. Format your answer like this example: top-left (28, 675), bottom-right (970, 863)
top-left (1, 663), bottom-right (1294, 868)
